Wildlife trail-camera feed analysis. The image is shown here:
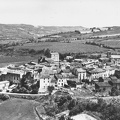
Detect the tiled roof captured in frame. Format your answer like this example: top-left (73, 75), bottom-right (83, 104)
top-left (95, 82), bottom-right (111, 87)
top-left (89, 68), bottom-right (105, 74)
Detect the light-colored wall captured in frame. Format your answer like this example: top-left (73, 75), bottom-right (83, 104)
top-left (0, 81), bottom-right (9, 92)
top-left (51, 53), bottom-right (59, 62)
top-left (78, 72), bottom-right (86, 81)
top-left (57, 78), bottom-right (67, 87)
top-left (39, 78), bottom-right (51, 90)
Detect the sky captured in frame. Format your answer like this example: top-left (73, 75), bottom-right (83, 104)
top-left (0, 0), bottom-right (120, 28)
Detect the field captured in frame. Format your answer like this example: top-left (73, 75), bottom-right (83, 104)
top-left (14, 41), bottom-right (108, 53)
top-left (0, 98), bottom-right (44, 120)
top-left (0, 56), bottom-right (38, 67)
top-left (99, 39), bottom-right (120, 48)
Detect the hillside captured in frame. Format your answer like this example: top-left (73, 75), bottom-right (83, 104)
top-left (38, 26), bottom-right (120, 42)
top-left (0, 24), bottom-right (86, 43)
top-left (0, 98), bottom-right (44, 120)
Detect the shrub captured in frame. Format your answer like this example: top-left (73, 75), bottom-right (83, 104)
top-left (0, 94), bottom-right (10, 101)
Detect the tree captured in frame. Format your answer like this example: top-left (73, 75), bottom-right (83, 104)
top-left (47, 86), bottom-right (54, 95)
top-left (99, 77), bottom-right (104, 82)
top-left (114, 70), bottom-right (120, 78)
top-left (44, 48), bottom-right (51, 58)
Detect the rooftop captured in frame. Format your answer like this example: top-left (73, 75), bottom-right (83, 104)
top-left (0, 80), bottom-right (9, 84)
top-left (111, 55), bottom-right (120, 59)
top-left (89, 68), bottom-right (105, 74)
top-left (95, 82), bottom-right (111, 87)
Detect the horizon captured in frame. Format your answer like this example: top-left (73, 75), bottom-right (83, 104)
top-left (0, 23), bottom-right (119, 28)
top-left (0, 0), bottom-right (120, 28)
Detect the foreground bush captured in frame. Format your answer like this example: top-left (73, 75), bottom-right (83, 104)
top-left (0, 94), bottom-right (10, 101)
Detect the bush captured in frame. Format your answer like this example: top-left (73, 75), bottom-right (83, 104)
top-left (0, 94), bottom-right (10, 101)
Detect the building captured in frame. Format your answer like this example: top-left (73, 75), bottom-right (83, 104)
top-left (0, 81), bottom-right (10, 92)
top-left (87, 68), bottom-right (107, 81)
top-left (111, 55), bottom-right (120, 65)
top-left (77, 68), bottom-right (86, 82)
top-left (51, 52), bottom-right (59, 62)
top-left (95, 82), bottom-right (112, 93)
top-left (38, 75), bottom-right (52, 92)
top-left (71, 113), bottom-right (98, 120)
top-left (103, 66), bottom-right (115, 77)
top-left (109, 79), bottom-right (120, 89)
top-left (0, 66), bottom-right (25, 84)
top-left (55, 74), bottom-right (67, 88)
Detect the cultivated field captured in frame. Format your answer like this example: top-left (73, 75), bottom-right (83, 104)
top-left (14, 41), bottom-right (108, 53)
top-left (0, 56), bottom-right (38, 67)
top-left (100, 39), bottom-right (120, 48)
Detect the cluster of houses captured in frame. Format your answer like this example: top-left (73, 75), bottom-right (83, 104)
top-left (0, 51), bottom-right (120, 95)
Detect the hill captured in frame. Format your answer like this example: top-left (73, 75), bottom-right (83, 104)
top-left (0, 24), bottom-right (86, 43)
top-left (0, 98), bottom-right (44, 120)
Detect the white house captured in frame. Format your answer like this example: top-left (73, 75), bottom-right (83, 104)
top-left (88, 68), bottom-right (107, 81)
top-left (38, 75), bottom-right (52, 92)
top-left (103, 66), bottom-right (115, 77)
top-left (71, 113), bottom-right (97, 120)
top-left (55, 74), bottom-right (67, 88)
top-left (0, 81), bottom-right (10, 92)
top-left (77, 68), bottom-right (86, 82)
top-left (111, 55), bottom-right (120, 65)
top-left (51, 52), bottom-right (59, 62)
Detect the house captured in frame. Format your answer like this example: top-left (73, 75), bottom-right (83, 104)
top-left (111, 55), bottom-right (120, 65)
top-left (55, 110), bottom-right (69, 119)
top-left (87, 68), bottom-right (107, 81)
top-left (55, 74), bottom-right (67, 88)
top-left (95, 82), bottom-right (112, 93)
top-left (51, 52), bottom-right (59, 62)
top-left (71, 113), bottom-right (98, 120)
top-left (38, 74), bottom-right (52, 91)
top-left (77, 68), bottom-right (86, 82)
top-left (0, 66), bottom-right (25, 84)
top-left (103, 66), bottom-right (115, 77)
top-left (109, 76), bottom-right (118, 81)
top-left (0, 81), bottom-right (10, 92)
top-left (109, 79), bottom-right (120, 89)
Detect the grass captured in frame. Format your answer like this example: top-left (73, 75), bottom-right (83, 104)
top-left (14, 41), bottom-right (108, 53)
top-left (100, 39), bottom-right (120, 48)
top-left (0, 98), bottom-right (43, 120)
top-left (0, 56), bottom-right (38, 67)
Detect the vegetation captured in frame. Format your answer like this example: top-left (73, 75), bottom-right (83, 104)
top-left (0, 94), bottom-right (10, 101)
top-left (0, 98), bottom-right (42, 120)
top-left (12, 74), bottom-right (39, 94)
top-left (39, 93), bottom-right (120, 120)
top-left (47, 86), bottom-right (54, 95)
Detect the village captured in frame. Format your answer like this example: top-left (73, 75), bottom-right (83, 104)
top-left (0, 50), bottom-right (119, 98)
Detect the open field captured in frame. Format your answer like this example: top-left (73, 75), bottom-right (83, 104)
top-left (99, 39), bottom-right (120, 48)
top-left (0, 56), bottom-right (38, 67)
top-left (14, 41), bottom-right (108, 53)
top-left (0, 98), bottom-right (44, 120)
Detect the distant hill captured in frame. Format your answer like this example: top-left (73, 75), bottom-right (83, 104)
top-left (0, 24), bottom-right (120, 43)
top-left (0, 24), bottom-right (86, 42)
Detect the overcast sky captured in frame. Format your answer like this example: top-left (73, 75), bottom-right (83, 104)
top-left (0, 0), bottom-right (120, 27)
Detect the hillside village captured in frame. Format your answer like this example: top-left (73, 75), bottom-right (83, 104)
top-left (0, 50), bottom-right (120, 98)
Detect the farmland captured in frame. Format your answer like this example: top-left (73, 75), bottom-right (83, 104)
top-left (99, 39), bottom-right (120, 48)
top-left (0, 56), bottom-right (38, 67)
top-left (13, 41), bottom-right (108, 54)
